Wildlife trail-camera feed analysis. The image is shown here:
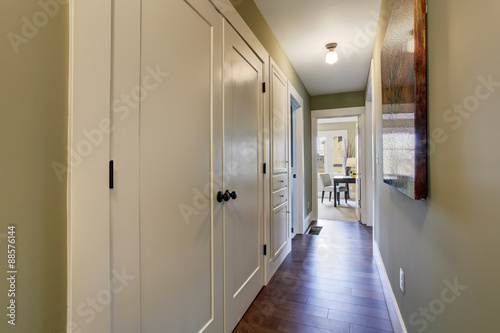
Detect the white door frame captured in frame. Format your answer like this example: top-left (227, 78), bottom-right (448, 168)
top-left (288, 82), bottom-right (304, 235)
top-left (365, 59), bottom-right (375, 227)
top-left (311, 107), bottom-right (367, 223)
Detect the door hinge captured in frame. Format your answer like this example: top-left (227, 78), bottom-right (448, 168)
top-left (263, 244), bottom-right (267, 256)
top-left (263, 162), bottom-right (266, 174)
top-left (262, 82), bottom-right (266, 93)
top-left (109, 160), bottom-right (114, 189)
top-left (291, 228), bottom-right (294, 233)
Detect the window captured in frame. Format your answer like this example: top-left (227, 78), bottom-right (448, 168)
top-left (332, 136), bottom-right (344, 174)
top-left (317, 130), bottom-right (347, 176)
top-left (317, 136), bottom-right (326, 173)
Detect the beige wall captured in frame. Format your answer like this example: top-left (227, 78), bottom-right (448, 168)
top-left (311, 91), bottom-right (366, 110)
top-left (233, 0), bottom-right (314, 216)
top-left (0, 1), bottom-right (68, 332)
top-left (317, 121), bottom-right (357, 145)
top-left (372, 0), bottom-right (500, 332)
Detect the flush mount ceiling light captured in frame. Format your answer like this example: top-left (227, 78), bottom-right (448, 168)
top-left (325, 42), bottom-right (339, 64)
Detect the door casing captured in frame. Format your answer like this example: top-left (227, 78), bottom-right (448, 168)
top-left (288, 82), bottom-right (305, 236)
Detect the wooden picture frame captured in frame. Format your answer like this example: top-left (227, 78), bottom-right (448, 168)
top-left (381, 0), bottom-right (427, 200)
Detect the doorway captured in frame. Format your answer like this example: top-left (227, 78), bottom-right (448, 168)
top-left (287, 83), bottom-right (305, 235)
top-left (316, 118), bottom-right (358, 222)
top-left (311, 107), bottom-right (367, 225)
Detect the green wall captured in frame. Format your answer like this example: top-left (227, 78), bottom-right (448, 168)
top-left (372, 0), bottom-right (500, 332)
top-left (311, 91), bottom-right (366, 110)
top-left (233, 0), bottom-right (313, 217)
top-left (0, 1), bottom-right (68, 332)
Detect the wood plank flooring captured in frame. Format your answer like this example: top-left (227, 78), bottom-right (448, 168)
top-left (234, 220), bottom-right (394, 333)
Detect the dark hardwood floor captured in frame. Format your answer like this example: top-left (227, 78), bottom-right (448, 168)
top-left (234, 220), bottom-right (394, 333)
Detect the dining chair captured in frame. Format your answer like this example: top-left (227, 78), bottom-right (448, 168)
top-left (319, 173), bottom-right (347, 205)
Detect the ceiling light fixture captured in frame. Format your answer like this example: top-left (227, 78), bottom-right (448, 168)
top-left (325, 43), bottom-right (339, 64)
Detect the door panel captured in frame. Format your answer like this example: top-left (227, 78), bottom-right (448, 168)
top-left (272, 203), bottom-right (288, 259)
top-left (223, 22), bottom-right (264, 332)
top-left (139, 0), bottom-right (223, 332)
top-left (271, 68), bottom-right (288, 173)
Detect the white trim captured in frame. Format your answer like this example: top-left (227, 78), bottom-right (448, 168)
top-left (373, 241), bottom-right (408, 333)
top-left (288, 81), bottom-right (304, 238)
top-left (365, 59), bottom-right (376, 227)
top-left (311, 107), bottom-right (365, 223)
top-left (302, 211), bottom-right (313, 234)
top-left (210, 0), bottom-right (268, 62)
top-left (357, 114), bottom-right (367, 223)
top-left (312, 107), bottom-right (365, 119)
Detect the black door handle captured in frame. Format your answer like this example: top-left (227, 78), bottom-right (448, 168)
top-left (224, 190), bottom-right (237, 201)
top-left (219, 190), bottom-right (237, 202)
top-left (217, 191), bottom-right (225, 203)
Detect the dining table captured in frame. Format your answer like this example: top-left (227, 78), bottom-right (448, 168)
top-left (333, 176), bottom-right (356, 207)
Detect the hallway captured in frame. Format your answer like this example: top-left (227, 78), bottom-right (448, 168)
top-left (234, 220), bottom-right (394, 332)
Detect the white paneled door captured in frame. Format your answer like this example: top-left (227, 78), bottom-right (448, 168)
top-left (267, 60), bottom-right (290, 281)
top-left (223, 21), bottom-right (264, 332)
top-left (139, 0), bottom-right (223, 332)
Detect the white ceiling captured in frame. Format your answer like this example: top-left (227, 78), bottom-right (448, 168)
top-left (254, 0), bottom-right (382, 96)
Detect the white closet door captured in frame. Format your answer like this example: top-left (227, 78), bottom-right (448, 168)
top-left (223, 21), bottom-right (264, 332)
top-left (267, 60), bottom-right (290, 281)
top-left (139, 0), bottom-right (223, 332)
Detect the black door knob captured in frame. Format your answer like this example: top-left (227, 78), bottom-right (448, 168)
top-left (230, 191), bottom-right (237, 200)
top-left (223, 190), bottom-right (231, 202)
top-left (217, 191), bottom-right (225, 203)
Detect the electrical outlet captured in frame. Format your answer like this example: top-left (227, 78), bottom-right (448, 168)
top-left (400, 268), bottom-right (405, 293)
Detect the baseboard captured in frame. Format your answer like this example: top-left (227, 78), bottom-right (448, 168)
top-left (265, 241), bottom-right (291, 285)
top-left (373, 241), bottom-right (407, 333)
top-left (302, 211), bottom-right (313, 234)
